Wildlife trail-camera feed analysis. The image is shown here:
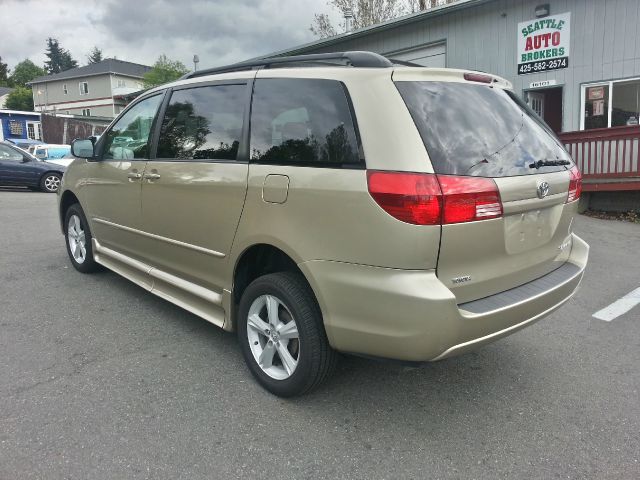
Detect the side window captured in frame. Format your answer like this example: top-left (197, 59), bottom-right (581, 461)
top-left (0, 145), bottom-right (24, 162)
top-left (157, 84), bottom-right (245, 161)
top-left (102, 94), bottom-right (163, 160)
top-left (250, 78), bottom-right (361, 167)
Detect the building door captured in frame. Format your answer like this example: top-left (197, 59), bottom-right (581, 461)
top-left (528, 92), bottom-right (545, 117)
top-left (526, 87), bottom-right (563, 134)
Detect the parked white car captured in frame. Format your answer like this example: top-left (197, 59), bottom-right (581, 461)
top-left (28, 144), bottom-right (73, 166)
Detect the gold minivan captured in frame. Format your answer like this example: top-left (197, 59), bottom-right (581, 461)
top-left (60, 52), bottom-right (588, 396)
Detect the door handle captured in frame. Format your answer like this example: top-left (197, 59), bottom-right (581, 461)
top-left (127, 172), bottom-right (142, 179)
top-left (143, 173), bottom-right (161, 180)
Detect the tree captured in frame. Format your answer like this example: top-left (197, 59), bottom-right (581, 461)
top-left (44, 37), bottom-right (78, 74)
top-left (8, 60), bottom-right (45, 87)
top-left (142, 54), bottom-right (189, 88)
top-left (0, 56), bottom-right (9, 87)
top-left (5, 87), bottom-right (34, 111)
top-left (311, 0), bottom-right (404, 38)
top-left (87, 46), bottom-right (104, 64)
top-left (310, 0), bottom-right (458, 38)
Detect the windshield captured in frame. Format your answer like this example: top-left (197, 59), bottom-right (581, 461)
top-left (395, 81), bottom-right (572, 177)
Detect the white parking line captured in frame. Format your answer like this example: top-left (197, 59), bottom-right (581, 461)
top-left (593, 287), bottom-right (640, 322)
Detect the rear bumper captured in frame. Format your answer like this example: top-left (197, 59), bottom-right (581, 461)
top-left (299, 233), bottom-right (588, 362)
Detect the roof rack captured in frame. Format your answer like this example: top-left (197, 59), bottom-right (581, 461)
top-left (181, 51), bottom-right (393, 79)
top-left (387, 58), bottom-right (422, 67)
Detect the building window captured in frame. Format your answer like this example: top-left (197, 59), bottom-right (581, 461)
top-left (82, 108), bottom-right (91, 116)
top-left (117, 79), bottom-right (126, 88)
top-left (26, 121), bottom-right (42, 140)
top-left (582, 77), bottom-right (640, 130)
top-left (63, 84), bottom-right (68, 95)
top-left (79, 82), bottom-right (89, 95)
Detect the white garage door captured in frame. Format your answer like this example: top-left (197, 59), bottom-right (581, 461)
top-left (386, 43), bottom-right (446, 68)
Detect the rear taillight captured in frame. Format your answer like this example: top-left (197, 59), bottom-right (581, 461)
top-left (367, 171), bottom-right (503, 225)
top-left (438, 175), bottom-right (503, 224)
top-left (366, 171), bottom-right (441, 225)
top-left (566, 166), bottom-right (582, 203)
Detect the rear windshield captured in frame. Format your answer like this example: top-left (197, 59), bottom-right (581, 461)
top-left (395, 81), bottom-right (572, 177)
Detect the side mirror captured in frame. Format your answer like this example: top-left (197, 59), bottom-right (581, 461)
top-left (71, 138), bottom-right (96, 159)
top-left (22, 155), bottom-right (32, 163)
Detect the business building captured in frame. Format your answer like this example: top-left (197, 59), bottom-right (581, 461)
top-left (28, 58), bottom-right (151, 118)
top-left (0, 110), bottom-right (42, 145)
top-left (263, 0), bottom-right (640, 203)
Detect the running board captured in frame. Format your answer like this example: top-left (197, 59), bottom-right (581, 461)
top-left (92, 239), bottom-right (226, 329)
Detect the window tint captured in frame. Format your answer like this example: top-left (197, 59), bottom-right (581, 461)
top-left (395, 81), bottom-right (571, 177)
top-left (250, 79), bottom-right (361, 167)
top-left (102, 94), bottom-right (163, 160)
top-left (0, 144), bottom-right (24, 162)
top-left (157, 84), bottom-right (245, 161)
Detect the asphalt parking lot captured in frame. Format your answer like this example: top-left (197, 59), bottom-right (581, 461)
top-left (0, 189), bottom-right (639, 480)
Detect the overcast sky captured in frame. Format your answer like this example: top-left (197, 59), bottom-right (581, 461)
top-left (0, 0), bottom-right (341, 71)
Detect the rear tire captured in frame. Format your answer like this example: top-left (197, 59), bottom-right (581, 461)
top-left (64, 203), bottom-right (100, 273)
top-left (237, 272), bottom-right (338, 397)
top-left (40, 172), bottom-right (62, 193)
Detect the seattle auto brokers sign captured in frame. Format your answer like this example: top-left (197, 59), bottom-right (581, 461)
top-left (517, 12), bottom-right (570, 75)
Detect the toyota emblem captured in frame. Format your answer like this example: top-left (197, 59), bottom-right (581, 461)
top-left (537, 181), bottom-right (550, 199)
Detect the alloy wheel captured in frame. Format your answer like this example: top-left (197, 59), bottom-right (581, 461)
top-left (44, 175), bottom-right (61, 192)
top-left (67, 214), bottom-right (87, 264)
top-left (246, 294), bottom-right (300, 380)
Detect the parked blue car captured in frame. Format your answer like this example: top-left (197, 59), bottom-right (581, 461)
top-left (0, 141), bottom-right (66, 192)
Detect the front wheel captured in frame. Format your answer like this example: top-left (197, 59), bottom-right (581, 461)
top-left (237, 272), bottom-right (338, 397)
top-left (40, 172), bottom-right (62, 193)
top-left (64, 204), bottom-right (100, 273)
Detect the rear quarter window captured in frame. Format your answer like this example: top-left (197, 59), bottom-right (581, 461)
top-left (250, 78), bottom-right (362, 168)
top-left (395, 81), bottom-right (572, 177)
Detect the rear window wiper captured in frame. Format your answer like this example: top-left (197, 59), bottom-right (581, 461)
top-left (529, 159), bottom-right (571, 169)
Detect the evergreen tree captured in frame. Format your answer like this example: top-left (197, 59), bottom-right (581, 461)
top-left (44, 37), bottom-right (78, 74)
top-left (0, 56), bottom-right (9, 87)
top-left (8, 60), bottom-right (45, 87)
top-left (59, 50), bottom-right (78, 71)
top-left (87, 47), bottom-right (104, 64)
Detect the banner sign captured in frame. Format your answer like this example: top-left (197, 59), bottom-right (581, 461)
top-left (517, 12), bottom-right (570, 75)
top-left (588, 86), bottom-right (605, 100)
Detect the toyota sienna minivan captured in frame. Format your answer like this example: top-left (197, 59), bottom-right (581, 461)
top-left (59, 51), bottom-right (588, 396)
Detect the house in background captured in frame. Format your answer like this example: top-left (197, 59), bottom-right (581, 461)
top-left (0, 87), bottom-right (14, 109)
top-left (0, 110), bottom-right (42, 145)
top-left (28, 58), bottom-right (151, 118)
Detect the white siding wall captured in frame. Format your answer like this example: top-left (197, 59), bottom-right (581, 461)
top-left (291, 0), bottom-right (640, 132)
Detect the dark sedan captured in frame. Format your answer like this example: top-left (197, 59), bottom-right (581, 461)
top-left (0, 142), bottom-right (66, 193)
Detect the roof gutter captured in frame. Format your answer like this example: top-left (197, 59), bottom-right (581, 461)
top-left (28, 71), bottom-right (148, 86)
